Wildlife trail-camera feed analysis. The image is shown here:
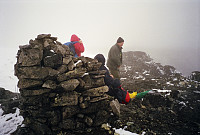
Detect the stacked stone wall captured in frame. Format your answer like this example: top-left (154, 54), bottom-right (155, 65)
top-left (14, 34), bottom-right (113, 135)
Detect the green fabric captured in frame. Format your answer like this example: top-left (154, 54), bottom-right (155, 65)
top-left (135, 90), bottom-right (151, 99)
top-left (107, 44), bottom-right (122, 70)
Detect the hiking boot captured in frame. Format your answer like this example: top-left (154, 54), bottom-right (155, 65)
top-left (110, 99), bottom-right (120, 117)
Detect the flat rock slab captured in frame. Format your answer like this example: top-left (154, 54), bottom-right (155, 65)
top-left (20, 89), bottom-right (51, 97)
top-left (52, 92), bottom-right (79, 106)
top-left (82, 86), bottom-right (109, 97)
top-left (59, 79), bottom-right (80, 91)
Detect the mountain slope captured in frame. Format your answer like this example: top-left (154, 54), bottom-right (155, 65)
top-left (120, 51), bottom-right (198, 92)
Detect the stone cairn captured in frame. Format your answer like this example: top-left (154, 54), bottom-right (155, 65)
top-left (14, 34), bottom-right (114, 135)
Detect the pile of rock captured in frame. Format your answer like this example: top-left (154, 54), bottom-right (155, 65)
top-left (14, 34), bottom-right (113, 135)
top-left (0, 87), bottom-right (20, 114)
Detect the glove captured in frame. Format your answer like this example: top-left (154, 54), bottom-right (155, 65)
top-left (129, 92), bottom-right (137, 99)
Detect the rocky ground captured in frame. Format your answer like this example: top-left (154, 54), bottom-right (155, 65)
top-left (0, 87), bottom-right (21, 114)
top-left (108, 51), bottom-right (200, 135)
top-left (0, 50), bottom-right (200, 135)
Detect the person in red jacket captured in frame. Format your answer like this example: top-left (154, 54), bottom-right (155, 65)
top-left (70, 34), bottom-right (85, 57)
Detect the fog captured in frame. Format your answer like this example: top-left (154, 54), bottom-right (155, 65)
top-left (0, 0), bottom-right (199, 91)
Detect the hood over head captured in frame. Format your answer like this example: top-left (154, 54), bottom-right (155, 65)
top-left (71, 34), bottom-right (79, 42)
top-left (94, 54), bottom-right (105, 66)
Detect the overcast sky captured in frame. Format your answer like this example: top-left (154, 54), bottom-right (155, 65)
top-left (0, 0), bottom-right (199, 91)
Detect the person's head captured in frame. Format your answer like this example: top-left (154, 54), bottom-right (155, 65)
top-left (117, 37), bottom-right (124, 48)
top-left (94, 54), bottom-right (105, 66)
top-left (71, 34), bottom-right (80, 42)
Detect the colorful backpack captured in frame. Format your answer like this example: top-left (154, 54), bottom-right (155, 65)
top-left (64, 41), bottom-right (79, 57)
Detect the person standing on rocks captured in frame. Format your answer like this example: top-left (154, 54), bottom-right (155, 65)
top-left (107, 37), bottom-right (124, 79)
top-left (65, 34), bottom-right (85, 57)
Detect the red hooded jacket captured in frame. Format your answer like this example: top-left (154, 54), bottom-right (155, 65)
top-left (70, 34), bottom-right (84, 57)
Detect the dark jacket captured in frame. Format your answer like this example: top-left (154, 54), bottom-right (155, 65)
top-left (107, 44), bottom-right (122, 70)
top-left (94, 54), bottom-right (130, 104)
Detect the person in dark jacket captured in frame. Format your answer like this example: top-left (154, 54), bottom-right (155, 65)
top-left (107, 37), bottom-right (124, 79)
top-left (94, 54), bottom-right (132, 104)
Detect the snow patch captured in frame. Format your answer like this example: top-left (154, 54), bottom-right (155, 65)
top-left (193, 91), bottom-right (200, 94)
top-left (157, 66), bottom-right (164, 75)
top-left (152, 89), bottom-right (172, 93)
top-left (74, 60), bottom-right (82, 66)
top-left (114, 127), bottom-right (145, 135)
top-left (0, 107), bottom-right (24, 135)
top-left (50, 50), bottom-right (54, 53)
top-left (179, 101), bottom-right (187, 107)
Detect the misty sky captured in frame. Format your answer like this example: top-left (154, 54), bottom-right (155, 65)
top-left (0, 0), bottom-right (200, 91)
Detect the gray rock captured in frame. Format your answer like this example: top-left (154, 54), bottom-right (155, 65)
top-left (51, 92), bottom-right (79, 106)
top-left (47, 67), bottom-right (60, 78)
top-left (84, 116), bottom-right (93, 126)
top-left (17, 47), bottom-right (43, 66)
top-left (59, 79), bottom-right (80, 91)
top-left (30, 120), bottom-right (52, 135)
top-left (92, 78), bottom-right (105, 87)
top-left (62, 106), bottom-right (80, 119)
top-left (43, 54), bottom-right (62, 68)
top-left (55, 45), bottom-right (70, 57)
top-left (110, 99), bottom-right (120, 117)
top-left (81, 100), bottom-right (110, 114)
top-left (20, 88), bottom-right (51, 97)
top-left (60, 118), bottom-right (75, 130)
top-left (57, 68), bottom-right (86, 82)
top-left (88, 70), bottom-right (107, 75)
top-left (18, 79), bottom-right (43, 89)
top-left (79, 102), bottom-right (89, 109)
top-left (93, 110), bottom-right (109, 126)
top-left (90, 95), bottom-right (108, 103)
top-left (0, 87), bottom-right (20, 100)
top-left (68, 60), bottom-right (75, 71)
top-left (79, 96), bottom-right (84, 104)
top-left (22, 95), bottom-right (47, 106)
top-left (63, 55), bottom-right (72, 65)
top-left (15, 66), bottom-right (49, 80)
top-left (57, 65), bottom-right (68, 74)
top-left (82, 86), bottom-right (109, 97)
top-left (42, 80), bottom-right (57, 89)
top-left (36, 34), bottom-right (51, 39)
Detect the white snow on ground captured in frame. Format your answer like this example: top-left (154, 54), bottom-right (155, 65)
top-left (124, 65), bottom-right (132, 73)
top-left (114, 127), bottom-right (146, 135)
top-left (193, 91), bottom-right (200, 94)
top-left (157, 66), bottom-right (164, 75)
top-left (114, 128), bottom-right (139, 135)
top-left (179, 101), bottom-right (187, 107)
top-left (152, 89), bottom-right (172, 93)
top-left (166, 82), bottom-right (174, 86)
top-left (74, 60), bottom-right (82, 66)
top-left (0, 107), bottom-right (24, 135)
top-left (142, 70), bottom-right (148, 74)
top-left (133, 75), bottom-right (144, 79)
